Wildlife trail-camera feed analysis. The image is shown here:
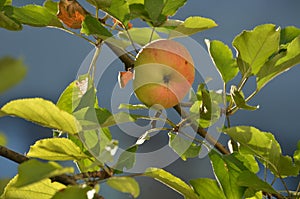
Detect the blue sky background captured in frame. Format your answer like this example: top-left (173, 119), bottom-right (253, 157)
top-left (1, 0), bottom-right (300, 198)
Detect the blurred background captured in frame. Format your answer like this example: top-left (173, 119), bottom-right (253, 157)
top-left (0, 0), bottom-right (300, 198)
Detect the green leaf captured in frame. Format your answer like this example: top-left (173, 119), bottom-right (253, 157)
top-left (237, 171), bottom-right (279, 196)
top-left (9, 5), bottom-right (63, 27)
top-left (52, 186), bottom-right (92, 199)
top-left (190, 178), bottom-right (226, 199)
top-left (79, 128), bottom-right (118, 164)
top-left (209, 150), bottom-right (247, 199)
top-left (233, 153), bottom-right (259, 173)
top-left (206, 40), bottom-right (238, 83)
top-left (233, 24), bottom-right (280, 77)
top-left (0, 178), bottom-right (10, 196)
top-left (27, 138), bottom-right (89, 161)
top-left (170, 16), bottom-right (217, 38)
top-left (0, 0), bottom-right (11, 9)
top-left (1, 175), bottom-right (66, 199)
top-left (107, 177), bottom-right (140, 198)
top-left (161, 0), bottom-right (186, 17)
top-left (168, 133), bottom-right (201, 161)
top-left (114, 145), bottom-right (138, 172)
top-left (15, 159), bottom-right (74, 187)
top-left (0, 133), bottom-right (7, 146)
top-left (257, 35), bottom-right (300, 90)
top-left (0, 9), bottom-right (22, 31)
top-left (81, 15), bottom-right (113, 39)
top-left (119, 27), bottom-right (161, 46)
top-left (43, 0), bottom-right (58, 15)
top-left (0, 56), bottom-right (26, 93)
top-left (1, 98), bottom-right (81, 134)
top-left (190, 85), bottom-right (221, 128)
top-left (230, 86), bottom-right (258, 111)
top-left (224, 126), bottom-right (299, 177)
top-left (119, 103), bottom-right (148, 110)
top-left (85, 0), bottom-right (112, 9)
top-left (280, 26), bottom-right (300, 45)
top-left (294, 141), bottom-right (300, 167)
top-left (144, 168), bottom-right (198, 199)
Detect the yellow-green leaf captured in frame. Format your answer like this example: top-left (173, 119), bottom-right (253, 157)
top-left (15, 159), bottom-right (74, 187)
top-left (27, 138), bottom-right (88, 161)
top-left (144, 168), bottom-right (198, 199)
top-left (1, 98), bottom-right (81, 134)
top-left (1, 175), bottom-right (66, 199)
top-left (106, 177), bottom-right (140, 198)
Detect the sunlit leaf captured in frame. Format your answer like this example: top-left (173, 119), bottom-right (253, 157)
top-left (233, 153), bottom-right (259, 173)
top-left (168, 133), bottom-right (201, 161)
top-left (257, 35), bottom-right (300, 90)
top-left (190, 178), bottom-right (226, 199)
top-left (0, 56), bottom-right (26, 93)
top-left (206, 40), bottom-right (238, 83)
top-left (144, 168), bottom-right (198, 199)
top-left (119, 27), bottom-right (161, 46)
top-left (209, 150), bottom-right (247, 199)
top-left (27, 138), bottom-right (89, 161)
top-left (15, 159), bottom-right (74, 187)
top-left (107, 177), bottom-right (140, 198)
top-left (170, 16), bottom-right (217, 38)
top-left (1, 175), bottom-right (65, 199)
top-left (0, 133), bottom-right (6, 146)
top-left (52, 186), bottom-right (92, 199)
top-left (237, 171), bottom-right (279, 196)
top-left (81, 15), bottom-right (112, 39)
top-left (9, 5), bottom-right (63, 27)
top-left (224, 126), bottom-right (299, 177)
top-left (294, 141), bottom-right (300, 167)
top-left (1, 98), bottom-right (81, 134)
top-left (233, 24), bottom-right (280, 77)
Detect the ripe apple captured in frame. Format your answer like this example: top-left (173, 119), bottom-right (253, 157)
top-left (133, 39), bottom-right (195, 109)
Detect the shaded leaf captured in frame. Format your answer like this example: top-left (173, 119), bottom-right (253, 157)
top-left (52, 186), bottom-right (92, 199)
top-left (1, 175), bottom-right (65, 199)
top-left (224, 126), bottom-right (299, 177)
top-left (119, 27), bottom-right (161, 46)
top-left (9, 5), bottom-right (63, 27)
top-left (170, 16), bottom-right (217, 38)
top-left (280, 26), bottom-right (300, 45)
top-left (27, 138), bottom-right (88, 161)
top-left (0, 10), bottom-right (22, 31)
top-left (237, 171), bottom-right (279, 196)
top-left (43, 0), bottom-right (58, 15)
top-left (168, 133), bottom-right (201, 161)
top-left (230, 86), bottom-right (258, 111)
top-left (107, 177), bottom-right (140, 198)
top-left (233, 153), bottom-right (259, 173)
top-left (144, 168), bottom-right (198, 199)
top-left (0, 0), bottom-right (12, 9)
top-left (15, 159), bottom-right (74, 187)
top-left (0, 56), bottom-right (26, 93)
top-left (190, 178), bottom-right (226, 199)
top-left (0, 178), bottom-right (10, 196)
top-left (206, 40), bottom-right (238, 83)
top-left (209, 150), bottom-right (247, 199)
top-left (81, 15), bottom-right (112, 38)
top-left (257, 35), bottom-right (300, 90)
top-left (1, 98), bottom-right (81, 134)
top-left (114, 145), bottom-right (138, 172)
top-left (233, 24), bottom-right (280, 77)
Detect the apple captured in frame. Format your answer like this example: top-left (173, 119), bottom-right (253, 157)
top-left (133, 39), bottom-right (195, 109)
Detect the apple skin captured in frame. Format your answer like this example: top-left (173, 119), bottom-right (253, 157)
top-left (133, 39), bottom-right (195, 109)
